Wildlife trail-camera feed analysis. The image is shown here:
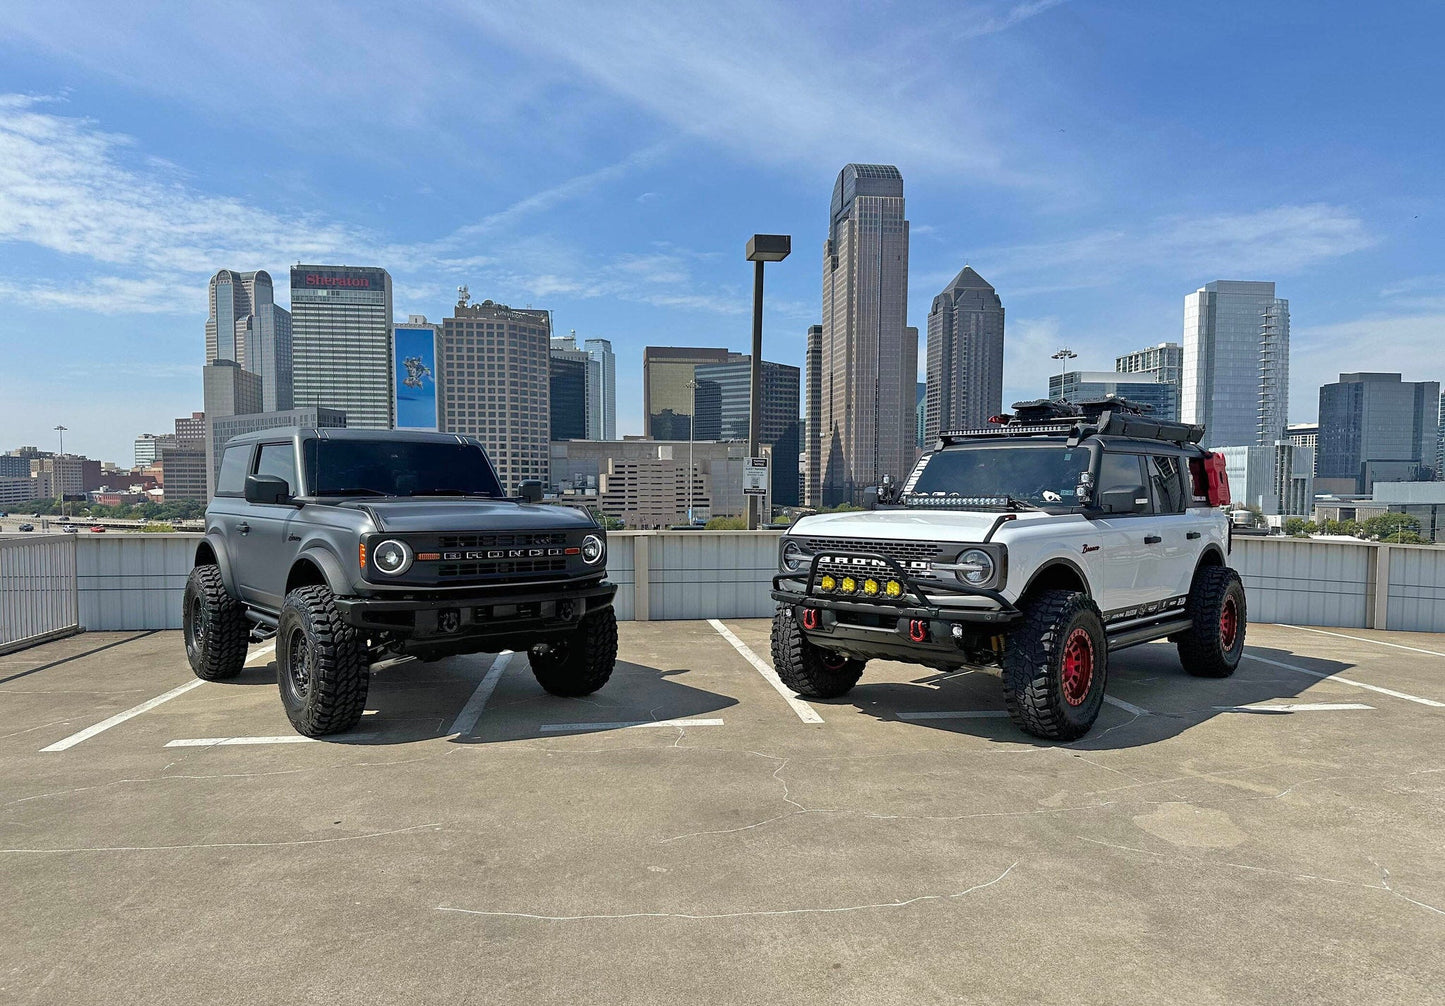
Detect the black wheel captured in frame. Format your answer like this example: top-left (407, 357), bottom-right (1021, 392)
top-left (182, 564), bottom-right (248, 681)
top-left (1176, 566), bottom-right (1246, 678)
top-left (1001, 589), bottom-right (1107, 741)
top-left (275, 585), bottom-right (369, 736)
top-left (529, 607), bottom-right (618, 697)
top-left (770, 605), bottom-right (865, 699)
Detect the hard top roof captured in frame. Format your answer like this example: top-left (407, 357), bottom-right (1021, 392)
top-left (221, 428), bottom-right (476, 446)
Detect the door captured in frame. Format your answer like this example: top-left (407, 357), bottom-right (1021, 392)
top-left (245, 441), bottom-right (304, 611)
top-left (1088, 452), bottom-right (1152, 613)
top-left (211, 441), bottom-right (256, 598)
top-left (1144, 453), bottom-right (1196, 603)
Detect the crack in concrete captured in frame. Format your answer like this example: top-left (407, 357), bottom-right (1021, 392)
top-left (435, 861), bottom-right (1019, 922)
top-left (0, 822), bottom-right (441, 854)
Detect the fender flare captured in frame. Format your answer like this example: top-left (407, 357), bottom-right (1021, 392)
top-left (1017, 554), bottom-right (1093, 600)
top-left (197, 532), bottom-right (238, 595)
top-left (1193, 543), bottom-right (1228, 576)
top-left (292, 545), bottom-right (353, 596)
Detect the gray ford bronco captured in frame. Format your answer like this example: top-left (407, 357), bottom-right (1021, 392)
top-left (183, 428), bottom-right (617, 736)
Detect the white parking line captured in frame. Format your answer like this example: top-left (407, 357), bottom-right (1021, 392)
top-left (41, 641), bottom-right (278, 753)
top-left (1281, 624), bottom-right (1445, 659)
top-left (1214, 702), bottom-right (1375, 713)
top-left (898, 710), bottom-right (1009, 721)
top-left (707, 619), bottom-right (824, 724)
top-left (166, 735), bottom-right (318, 747)
top-left (1103, 695), bottom-right (1150, 716)
top-left (448, 651), bottom-right (514, 737)
top-left (538, 718), bottom-right (724, 732)
top-left (1244, 654), bottom-right (1445, 708)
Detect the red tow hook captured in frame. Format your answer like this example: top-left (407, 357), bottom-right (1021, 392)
top-left (909, 619), bottom-right (929, 643)
top-left (801, 608), bottom-right (820, 630)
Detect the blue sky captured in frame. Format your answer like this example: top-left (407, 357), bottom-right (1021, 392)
top-left (1, 0), bottom-right (1441, 465)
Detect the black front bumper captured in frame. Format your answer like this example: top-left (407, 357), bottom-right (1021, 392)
top-left (771, 551), bottom-right (1021, 664)
top-left (335, 576), bottom-right (616, 654)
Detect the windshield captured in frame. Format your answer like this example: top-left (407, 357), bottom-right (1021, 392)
top-left (905, 445), bottom-right (1092, 509)
top-left (304, 439), bottom-right (504, 498)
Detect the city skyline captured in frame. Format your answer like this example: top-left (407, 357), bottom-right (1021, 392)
top-left (2, 4), bottom-right (1443, 464)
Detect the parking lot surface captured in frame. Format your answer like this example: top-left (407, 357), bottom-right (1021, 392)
top-left (3, 620), bottom-right (1443, 1004)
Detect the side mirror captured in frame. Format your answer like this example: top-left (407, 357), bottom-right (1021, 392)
top-left (518, 480), bottom-right (544, 503)
top-left (244, 474), bottom-right (290, 505)
top-left (861, 486), bottom-right (879, 510)
top-left (1099, 485), bottom-right (1148, 514)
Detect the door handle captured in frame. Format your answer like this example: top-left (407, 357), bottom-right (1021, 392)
top-left (1186, 531), bottom-right (1201, 540)
top-left (237, 522), bottom-right (250, 535)
top-left (1144, 535), bottom-right (1162, 544)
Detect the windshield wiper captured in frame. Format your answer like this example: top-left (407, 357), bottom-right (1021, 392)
top-left (1004, 496), bottom-right (1046, 511)
top-left (323, 487), bottom-right (389, 497)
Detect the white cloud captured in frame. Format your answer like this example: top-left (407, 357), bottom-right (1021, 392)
top-left (1288, 313), bottom-right (1445, 423)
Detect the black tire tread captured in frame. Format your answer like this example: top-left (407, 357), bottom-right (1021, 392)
top-left (183, 564), bottom-right (248, 681)
top-left (1176, 566), bottom-right (1246, 678)
top-left (277, 584), bottom-right (369, 736)
top-left (529, 607), bottom-right (618, 697)
top-left (770, 606), bottom-right (865, 699)
top-left (1001, 589), bottom-right (1106, 741)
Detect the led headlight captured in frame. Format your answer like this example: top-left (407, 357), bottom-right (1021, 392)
top-left (580, 534), bottom-right (605, 565)
top-left (954, 548), bottom-right (995, 586)
top-left (372, 539), bottom-right (413, 576)
top-left (862, 578), bottom-right (880, 596)
top-left (840, 576), bottom-right (858, 594)
top-left (780, 538), bottom-right (809, 572)
top-left (819, 574), bottom-right (837, 592)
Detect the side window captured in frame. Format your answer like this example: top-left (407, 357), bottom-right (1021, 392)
top-left (256, 443), bottom-right (298, 495)
top-left (1149, 454), bottom-right (1186, 513)
top-left (1097, 453), bottom-right (1150, 514)
top-left (215, 444), bottom-right (252, 497)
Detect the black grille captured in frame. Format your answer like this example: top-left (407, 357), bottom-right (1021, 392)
top-left (799, 537), bottom-right (944, 580)
top-left (437, 558), bottom-right (568, 579)
top-left (437, 532), bottom-right (568, 549)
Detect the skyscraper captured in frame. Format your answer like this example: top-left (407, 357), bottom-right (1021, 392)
top-left (206, 269), bottom-right (293, 412)
top-left (642, 346), bottom-right (740, 440)
top-left (1181, 281), bottom-right (1290, 448)
top-left (438, 294), bottom-right (551, 491)
top-left (549, 336), bottom-right (589, 441)
top-left (1316, 373), bottom-right (1440, 492)
top-left (804, 324), bottom-right (822, 506)
top-left (819, 163), bottom-right (915, 504)
top-left (1115, 342), bottom-right (1182, 421)
top-left (692, 357), bottom-right (801, 506)
top-left (584, 338), bottom-right (617, 440)
top-left (1049, 371), bottom-right (1176, 419)
top-left (925, 266), bottom-right (1004, 440)
top-left (201, 359), bottom-right (262, 496)
top-left (290, 265), bottom-right (393, 429)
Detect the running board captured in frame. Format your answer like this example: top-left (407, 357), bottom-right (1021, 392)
top-left (1107, 616), bottom-right (1193, 651)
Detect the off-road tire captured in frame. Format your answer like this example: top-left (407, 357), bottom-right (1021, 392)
top-left (275, 585), bottom-right (369, 736)
top-left (1002, 589), bottom-right (1108, 741)
top-left (1176, 566), bottom-right (1246, 678)
top-left (529, 606), bottom-right (618, 697)
top-left (770, 605), bottom-right (866, 699)
top-left (182, 564), bottom-right (249, 681)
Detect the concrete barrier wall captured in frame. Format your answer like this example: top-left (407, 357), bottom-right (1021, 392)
top-left (3, 530), bottom-right (1441, 639)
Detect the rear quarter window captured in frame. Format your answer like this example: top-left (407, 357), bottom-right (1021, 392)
top-left (215, 444), bottom-right (252, 497)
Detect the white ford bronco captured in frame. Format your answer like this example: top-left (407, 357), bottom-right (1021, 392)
top-left (771, 400), bottom-right (1245, 740)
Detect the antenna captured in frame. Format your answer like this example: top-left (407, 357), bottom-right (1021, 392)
top-left (457, 285), bottom-right (470, 306)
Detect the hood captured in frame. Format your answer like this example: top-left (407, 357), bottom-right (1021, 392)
top-left (790, 508), bottom-right (1069, 543)
top-left (338, 499), bottom-right (598, 534)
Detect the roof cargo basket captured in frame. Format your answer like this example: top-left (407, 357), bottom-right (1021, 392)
top-left (938, 396), bottom-right (1204, 448)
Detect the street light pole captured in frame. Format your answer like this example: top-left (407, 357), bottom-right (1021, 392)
top-left (54, 424), bottom-right (67, 518)
top-left (744, 234), bottom-right (791, 530)
top-left (1050, 348), bottom-right (1077, 401)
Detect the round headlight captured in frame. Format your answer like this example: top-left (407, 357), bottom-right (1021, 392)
top-left (581, 534), bottom-right (605, 565)
top-left (955, 548), bottom-right (995, 586)
top-left (372, 539), bottom-right (413, 576)
top-left (781, 539), bottom-right (808, 572)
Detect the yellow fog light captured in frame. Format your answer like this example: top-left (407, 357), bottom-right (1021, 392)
top-left (862, 578), bottom-right (880, 596)
top-left (819, 574), bottom-right (836, 592)
top-left (840, 576), bottom-right (857, 594)
top-left (885, 580), bottom-right (904, 598)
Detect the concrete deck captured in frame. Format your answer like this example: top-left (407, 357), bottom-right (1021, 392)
top-left (2, 621), bottom-right (1443, 1004)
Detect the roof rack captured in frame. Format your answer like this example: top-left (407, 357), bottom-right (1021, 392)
top-left (938, 397), bottom-right (1204, 448)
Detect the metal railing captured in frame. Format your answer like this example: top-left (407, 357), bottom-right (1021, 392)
top-left (0, 531), bottom-right (1441, 648)
top-left (0, 536), bottom-right (80, 654)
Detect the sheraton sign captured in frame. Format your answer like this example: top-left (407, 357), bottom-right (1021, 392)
top-left (305, 273), bottom-right (371, 288)
top-left (291, 266), bottom-right (387, 291)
